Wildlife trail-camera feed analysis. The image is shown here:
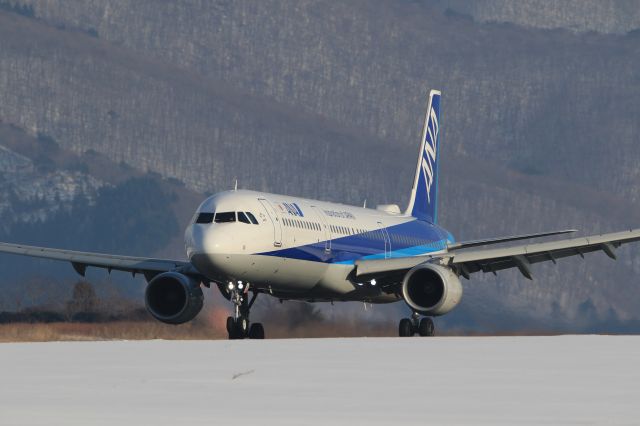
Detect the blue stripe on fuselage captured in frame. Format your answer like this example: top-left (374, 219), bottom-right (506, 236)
top-left (258, 219), bottom-right (453, 265)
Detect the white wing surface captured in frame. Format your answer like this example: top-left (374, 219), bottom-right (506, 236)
top-left (355, 229), bottom-right (640, 281)
top-left (0, 242), bottom-right (196, 279)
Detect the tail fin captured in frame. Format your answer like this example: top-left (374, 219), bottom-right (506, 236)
top-left (405, 90), bottom-right (441, 223)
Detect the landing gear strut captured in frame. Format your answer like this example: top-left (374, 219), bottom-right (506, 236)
top-left (226, 283), bottom-right (265, 340)
top-left (399, 312), bottom-right (435, 337)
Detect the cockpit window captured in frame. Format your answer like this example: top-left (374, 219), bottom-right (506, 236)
top-left (246, 212), bottom-right (259, 225)
top-left (214, 212), bottom-right (236, 223)
top-left (237, 212), bottom-right (251, 224)
top-left (195, 213), bottom-right (214, 224)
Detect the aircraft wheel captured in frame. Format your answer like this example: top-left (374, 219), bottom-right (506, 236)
top-left (227, 316), bottom-right (247, 340)
top-left (238, 317), bottom-right (249, 336)
top-left (418, 317), bottom-right (435, 337)
top-left (226, 316), bottom-right (237, 339)
top-left (399, 318), bottom-right (414, 337)
top-left (248, 323), bottom-right (265, 339)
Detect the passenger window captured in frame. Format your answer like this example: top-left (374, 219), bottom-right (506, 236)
top-left (195, 213), bottom-right (214, 224)
top-left (246, 212), bottom-right (259, 225)
top-left (238, 212), bottom-right (251, 224)
top-left (214, 212), bottom-right (236, 223)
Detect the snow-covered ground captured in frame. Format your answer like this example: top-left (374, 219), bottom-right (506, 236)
top-left (0, 336), bottom-right (638, 425)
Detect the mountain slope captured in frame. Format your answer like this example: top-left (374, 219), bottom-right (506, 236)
top-left (0, 2), bottom-right (639, 329)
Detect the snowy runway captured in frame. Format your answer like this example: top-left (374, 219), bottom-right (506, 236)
top-left (0, 336), bottom-right (638, 425)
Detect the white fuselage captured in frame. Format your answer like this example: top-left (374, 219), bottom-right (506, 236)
top-left (184, 190), bottom-right (452, 303)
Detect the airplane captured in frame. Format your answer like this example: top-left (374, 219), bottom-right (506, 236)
top-left (1, 89), bottom-right (639, 339)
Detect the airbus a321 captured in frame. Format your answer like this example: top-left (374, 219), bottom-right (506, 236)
top-left (1, 90), bottom-right (638, 339)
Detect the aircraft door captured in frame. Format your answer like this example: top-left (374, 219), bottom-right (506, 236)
top-left (378, 221), bottom-right (391, 258)
top-left (258, 198), bottom-right (282, 247)
top-left (312, 206), bottom-right (331, 253)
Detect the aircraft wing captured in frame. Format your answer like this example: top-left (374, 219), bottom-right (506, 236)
top-left (355, 229), bottom-right (640, 282)
top-left (0, 242), bottom-right (197, 279)
top-left (446, 229), bottom-right (577, 250)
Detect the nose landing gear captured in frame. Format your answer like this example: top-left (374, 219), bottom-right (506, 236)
top-left (226, 282), bottom-right (265, 340)
top-left (399, 312), bottom-right (435, 337)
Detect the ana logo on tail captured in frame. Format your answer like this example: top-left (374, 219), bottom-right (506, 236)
top-left (405, 89), bottom-right (441, 223)
top-left (421, 105), bottom-right (439, 202)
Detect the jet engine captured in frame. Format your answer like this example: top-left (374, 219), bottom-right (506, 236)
top-left (145, 272), bottom-right (204, 324)
top-left (401, 263), bottom-right (463, 316)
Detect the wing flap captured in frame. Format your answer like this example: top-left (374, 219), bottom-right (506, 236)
top-left (447, 229), bottom-right (577, 250)
top-left (450, 229), bottom-right (640, 279)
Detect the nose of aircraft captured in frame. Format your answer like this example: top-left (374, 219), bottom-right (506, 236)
top-left (186, 223), bottom-right (244, 279)
top-left (185, 223), bottom-right (235, 259)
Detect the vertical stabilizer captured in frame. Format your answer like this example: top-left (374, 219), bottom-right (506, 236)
top-left (405, 90), bottom-right (441, 223)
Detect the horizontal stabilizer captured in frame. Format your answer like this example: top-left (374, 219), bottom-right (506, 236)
top-left (446, 229), bottom-right (578, 251)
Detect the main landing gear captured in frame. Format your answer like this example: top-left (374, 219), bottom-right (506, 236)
top-left (399, 312), bottom-right (435, 337)
top-left (226, 282), bottom-right (265, 340)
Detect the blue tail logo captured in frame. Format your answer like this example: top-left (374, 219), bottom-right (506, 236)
top-left (406, 90), bottom-right (441, 223)
top-left (421, 99), bottom-right (440, 202)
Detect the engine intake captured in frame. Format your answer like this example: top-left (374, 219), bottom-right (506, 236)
top-left (145, 272), bottom-right (204, 324)
top-left (402, 264), bottom-right (463, 316)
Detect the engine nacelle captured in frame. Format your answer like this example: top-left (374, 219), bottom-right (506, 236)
top-left (402, 263), bottom-right (463, 316)
top-left (145, 272), bottom-right (204, 325)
